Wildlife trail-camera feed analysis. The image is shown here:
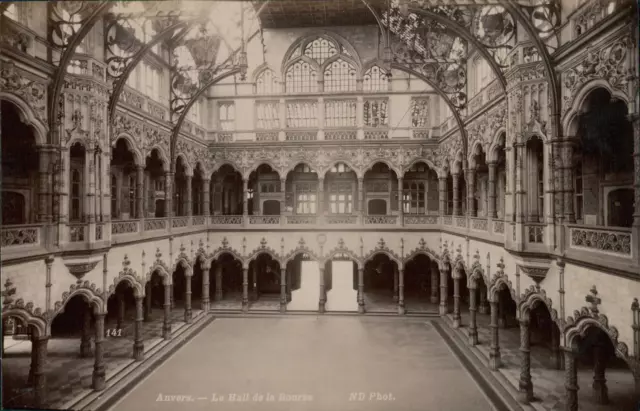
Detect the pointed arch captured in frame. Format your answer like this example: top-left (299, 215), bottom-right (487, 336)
top-left (252, 64), bottom-right (280, 94)
top-left (2, 307), bottom-right (47, 337)
top-left (146, 260), bottom-right (171, 284)
top-left (173, 257), bottom-right (193, 277)
top-left (362, 249), bottom-right (402, 269)
top-left (518, 285), bottom-right (559, 327)
top-left (109, 274), bottom-right (144, 299)
top-left (283, 247), bottom-right (321, 266)
top-left (51, 282), bottom-right (106, 321)
top-left (207, 248), bottom-right (244, 267)
top-left (246, 248), bottom-right (281, 266)
top-left (0, 93), bottom-right (47, 146)
top-left (112, 132), bottom-right (144, 167)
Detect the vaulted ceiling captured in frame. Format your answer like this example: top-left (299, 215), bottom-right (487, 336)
top-left (255, 0), bottom-right (387, 28)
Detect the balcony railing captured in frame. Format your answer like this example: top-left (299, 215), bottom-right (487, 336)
top-left (1, 224), bottom-right (40, 248)
top-left (363, 215), bottom-right (397, 225)
top-left (192, 216), bottom-right (206, 226)
top-left (112, 220), bottom-right (139, 235)
top-left (326, 215), bottom-right (358, 225)
top-left (455, 217), bottom-right (467, 228)
top-left (69, 223), bottom-right (86, 242)
top-left (493, 220), bottom-right (505, 234)
top-left (569, 224), bottom-right (632, 257)
top-left (286, 215), bottom-right (317, 225)
top-left (172, 217), bottom-right (190, 228)
top-left (144, 218), bottom-right (167, 231)
top-left (404, 215), bottom-right (438, 225)
top-left (470, 217), bottom-right (488, 231)
top-left (210, 215), bottom-right (243, 225)
top-left (249, 215), bottom-right (280, 225)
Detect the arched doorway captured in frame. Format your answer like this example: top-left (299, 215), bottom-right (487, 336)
top-left (363, 253), bottom-right (399, 313)
top-left (209, 253), bottom-right (244, 309)
top-left (248, 253), bottom-right (281, 310)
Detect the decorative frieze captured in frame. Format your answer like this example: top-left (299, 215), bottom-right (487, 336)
top-left (570, 226), bottom-right (632, 256)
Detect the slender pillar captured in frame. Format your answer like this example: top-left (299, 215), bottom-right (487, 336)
top-left (215, 265), bottom-right (223, 301)
top-left (251, 264), bottom-right (258, 301)
top-left (564, 347), bottom-right (579, 411)
top-left (92, 313), bottom-right (106, 390)
top-left (498, 294), bottom-right (507, 328)
top-left (592, 343), bottom-right (609, 404)
top-left (170, 282), bottom-right (175, 309)
top-left (242, 179), bottom-right (248, 217)
top-left (31, 335), bottom-right (49, 408)
top-left (479, 287), bottom-right (489, 314)
top-left (551, 326), bottom-right (565, 370)
top-left (133, 296), bottom-right (144, 360)
top-left (398, 268), bottom-right (405, 315)
top-left (164, 171), bottom-right (173, 217)
top-left (453, 272), bottom-right (461, 328)
top-left (144, 288), bottom-right (152, 322)
top-left (467, 168), bottom-right (477, 217)
top-left (280, 268), bottom-right (287, 313)
top-left (202, 262), bottom-right (210, 311)
top-left (439, 265), bottom-right (449, 315)
top-left (393, 266), bottom-right (399, 302)
top-left (518, 319), bottom-right (534, 403)
top-left (489, 300), bottom-right (502, 370)
top-left (468, 285), bottom-right (478, 345)
top-left (438, 176), bottom-right (446, 216)
top-left (136, 165), bottom-right (144, 219)
top-left (452, 172), bottom-right (461, 216)
top-left (116, 293), bottom-right (125, 329)
top-left (488, 162), bottom-right (498, 218)
top-left (80, 308), bottom-right (92, 357)
top-left (318, 267), bottom-right (326, 313)
top-left (185, 175), bottom-right (192, 217)
top-left (184, 274), bottom-right (192, 323)
top-left (162, 283), bottom-right (171, 339)
top-left (242, 267), bottom-right (249, 312)
top-left (280, 178), bottom-right (286, 215)
top-left (357, 267), bottom-right (365, 313)
top-left (430, 263), bottom-right (439, 304)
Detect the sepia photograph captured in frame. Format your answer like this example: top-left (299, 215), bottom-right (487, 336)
top-left (1, 1), bottom-right (639, 410)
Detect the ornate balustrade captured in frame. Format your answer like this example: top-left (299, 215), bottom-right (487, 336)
top-left (172, 217), bottom-right (189, 228)
top-left (493, 220), bottom-right (505, 234)
top-left (210, 215), bottom-right (243, 225)
top-left (455, 217), bottom-right (467, 228)
top-left (69, 224), bottom-right (86, 242)
top-left (404, 215), bottom-right (438, 225)
top-left (192, 216), bottom-right (206, 226)
top-left (285, 131), bottom-right (317, 141)
top-left (470, 217), bottom-right (488, 231)
top-left (568, 224), bottom-right (632, 257)
top-left (249, 215), bottom-right (280, 225)
top-left (1, 224), bottom-right (40, 248)
top-left (411, 129), bottom-right (431, 139)
top-left (286, 215), bottom-right (317, 225)
top-left (111, 220), bottom-right (139, 235)
top-left (325, 129), bottom-right (357, 141)
top-left (256, 132), bottom-right (278, 142)
top-left (364, 129), bottom-right (389, 140)
top-left (363, 215), bottom-right (397, 225)
top-left (325, 215), bottom-right (357, 225)
top-left (144, 218), bottom-right (167, 232)
top-left (443, 216), bottom-right (453, 226)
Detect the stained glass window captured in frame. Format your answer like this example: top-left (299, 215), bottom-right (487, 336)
top-left (363, 66), bottom-right (388, 92)
top-left (323, 59), bottom-right (357, 92)
top-left (256, 101), bottom-right (280, 129)
top-left (363, 100), bottom-right (388, 127)
top-left (286, 101), bottom-right (317, 128)
top-left (256, 69), bottom-right (279, 94)
top-left (325, 100), bottom-right (356, 128)
top-left (304, 38), bottom-right (338, 64)
top-left (285, 61), bottom-right (317, 93)
top-left (411, 98), bottom-right (430, 128)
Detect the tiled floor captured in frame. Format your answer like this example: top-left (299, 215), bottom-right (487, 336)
top-left (454, 311), bottom-right (638, 411)
top-left (2, 305), bottom-right (200, 410)
top-left (109, 316), bottom-right (495, 411)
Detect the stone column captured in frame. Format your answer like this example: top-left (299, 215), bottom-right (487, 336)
top-left (358, 177), bottom-right (365, 215)
top-left (488, 162), bottom-right (498, 218)
top-left (251, 264), bottom-right (258, 301)
top-left (163, 283), bottom-right (171, 340)
top-left (393, 266), bottom-right (399, 302)
top-left (453, 271), bottom-right (461, 328)
top-left (518, 319), bottom-right (533, 403)
top-left (631, 115), bottom-right (640, 265)
top-left (438, 176), bottom-right (446, 216)
top-left (452, 172), bottom-right (461, 216)
top-left (184, 274), bottom-right (192, 323)
top-left (551, 326), bottom-right (565, 370)
top-left (136, 165), bottom-right (144, 219)
top-left (357, 267), bottom-right (365, 313)
top-left (144, 286), bottom-right (152, 322)
top-left (80, 308), bottom-right (92, 357)
top-left (203, 179), bottom-right (210, 216)
top-left (398, 268), bottom-right (405, 315)
top-left (439, 265), bottom-right (449, 315)
top-left (133, 296), bottom-right (144, 361)
top-left (31, 335), bottom-right (49, 408)
top-left (164, 172), bottom-right (173, 217)
top-left (468, 284), bottom-right (478, 345)
top-left (215, 265), bottom-right (223, 301)
top-left (92, 313), bottom-right (106, 390)
top-left (185, 175), bottom-right (192, 217)
top-left (430, 263), bottom-right (439, 304)
top-left (170, 282), bottom-right (175, 310)
top-left (479, 287), bottom-right (489, 314)
top-left (242, 267), bottom-right (249, 312)
top-left (280, 267), bottom-right (287, 313)
top-left (489, 300), bottom-right (502, 370)
top-left (498, 294), bottom-right (507, 328)
top-left (564, 347), bottom-right (579, 411)
top-left (202, 262), bottom-right (210, 311)
top-left (318, 267), bottom-right (326, 313)
top-left (592, 343), bottom-right (609, 404)
top-left (116, 293), bottom-right (125, 329)
top-left (398, 177), bottom-right (404, 226)
top-left (467, 168), bottom-right (477, 217)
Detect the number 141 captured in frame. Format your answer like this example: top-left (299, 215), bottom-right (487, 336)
top-left (106, 329), bottom-right (122, 337)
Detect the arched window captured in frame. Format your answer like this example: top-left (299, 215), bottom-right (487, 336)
top-left (111, 174), bottom-right (118, 218)
top-left (323, 59), bottom-right (356, 92)
top-left (525, 137), bottom-right (544, 223)
top-left (255, 69), bottom-right (279, 94)
top-left (285, 61), bottom-right (317, 93)
top-left (304, 38), bottom-right (338, 64)
top-left (218, 102), bottom-right (235, 130)
top-left (363, 66), bottom-right (388, 92)
top-left (71, 169), bottom-right (82, 222)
